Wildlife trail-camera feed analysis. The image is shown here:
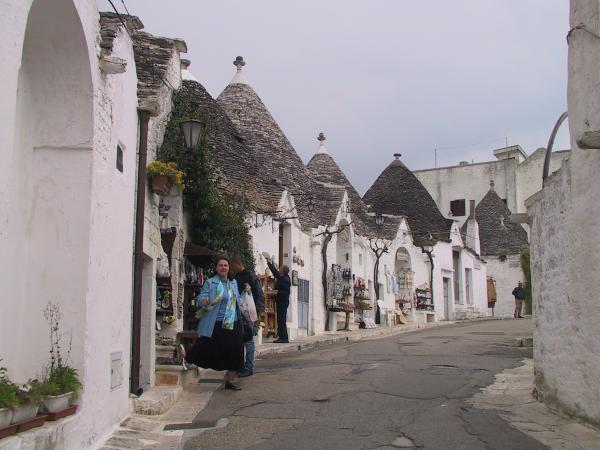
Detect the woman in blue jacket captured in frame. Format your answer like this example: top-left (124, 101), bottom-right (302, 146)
top-left (187, 256), bottom-right (246, 390)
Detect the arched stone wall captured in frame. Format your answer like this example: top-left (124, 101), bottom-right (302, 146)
top-left (6, 0), bottom-right (93, 380)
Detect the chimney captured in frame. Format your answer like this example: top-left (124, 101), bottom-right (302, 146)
top-left (466, 200), bottom-right (480, 255)
top-left (459, 161), bottom-right (469, 166)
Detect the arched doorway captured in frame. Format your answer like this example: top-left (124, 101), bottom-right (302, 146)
top-left (6, 0), bottom-right (93, 380)
top-left (394, 247), bottom-right (414, 308)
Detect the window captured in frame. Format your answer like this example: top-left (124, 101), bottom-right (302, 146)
top-left (116, 144), bottom-right (123, 172)
top-left (359, 253), bottom-right (363, 265)
top-left (450, 199), bottom-right (466, 216)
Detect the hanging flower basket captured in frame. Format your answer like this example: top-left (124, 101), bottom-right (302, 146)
top-left (148, 161), bottom-right (185, 196)
top-left (151, 175), bottom-right (172, 196)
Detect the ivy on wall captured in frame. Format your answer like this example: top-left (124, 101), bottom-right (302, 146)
top-left (520, 250), bottom-right (532, 314)
top-left (158, 87), bottom-right (254, 267)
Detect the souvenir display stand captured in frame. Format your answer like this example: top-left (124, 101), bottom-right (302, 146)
top-left (155, 228), bottom-right (177, 343)
top-left (326, 265), bottom-right (354, 331)
top-left (258, 273), bottom-right (277, 337)
top-left (415, 286), bottom-right (433, 311)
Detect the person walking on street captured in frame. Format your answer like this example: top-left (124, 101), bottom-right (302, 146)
top-left (186, 256), bottom-right (245, 391)
top-left (231, 257), bottom-right (264, 378)
top-left (263, 253), bottom-right (291, 343)
top-left (512, 281), bottom-right (526, 319)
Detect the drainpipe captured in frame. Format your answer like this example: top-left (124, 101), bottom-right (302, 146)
top-left (131, 109), bottom-right (150, 394)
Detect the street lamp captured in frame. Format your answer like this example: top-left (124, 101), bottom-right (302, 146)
top-left (180, 119), bottom-right (204, 150)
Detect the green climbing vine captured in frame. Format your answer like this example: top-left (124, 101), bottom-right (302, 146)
top-left (520, 250), bottom-right (532, 314)
top-left (158, 86), bottom-right (254, 267)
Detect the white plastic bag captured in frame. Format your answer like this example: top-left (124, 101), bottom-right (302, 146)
top-left (157, 244), bottom-right (170, 278)
top-left (240, 291), bottom-right (258, 322)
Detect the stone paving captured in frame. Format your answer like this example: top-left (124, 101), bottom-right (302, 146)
top-left (99, 321), bottom-right (452, 449)
top-left (99, 319), bottom-right (600, 450)
top-left (100, 380), bottom-right (220, 450)
top-left (469, 359), bottom-right (600, 450)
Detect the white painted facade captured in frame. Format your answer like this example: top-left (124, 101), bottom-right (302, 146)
top-left (0, 1), bottom-right (140, 448)
top-left (484, 255), bottom-right (523, 318)
top-left (414, 147), bottom-right (570, 226)
top-left (525, 0), bottom-right (600, 425)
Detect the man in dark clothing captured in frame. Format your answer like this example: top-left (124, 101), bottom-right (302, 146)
top-left (263, 253), bottom-right (291, 343)
top-left (231, 257), bottom-right (264, 377)
top-left (512, 281), bottom-right (526, 319)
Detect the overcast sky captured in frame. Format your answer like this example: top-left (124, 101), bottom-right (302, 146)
top-left (100, 0), bottom-right (570, 194)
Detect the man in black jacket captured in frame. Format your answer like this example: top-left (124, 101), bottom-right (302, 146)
top-left (231, 257), bottom-right (264, 377)
top-left (263, 253), bottom-right (291, 343)
top-left (512, 281), bottom-right (526, 319)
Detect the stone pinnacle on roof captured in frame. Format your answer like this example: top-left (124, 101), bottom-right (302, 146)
top-left (316, 132), bottom-right (329, 155)
top-left (394, 153), bottom-right (402, 160)
top-left (229, 55), bottom-right (248, 85)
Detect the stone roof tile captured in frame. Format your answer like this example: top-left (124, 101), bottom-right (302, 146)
top-left (463, 188), bottom-right (529, 256)
top-left (363, 155), bottom-right (452, 246)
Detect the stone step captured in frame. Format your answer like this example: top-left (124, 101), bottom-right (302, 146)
top-left (155, 364), bottom-right (199, 386)
top-left (133, 385), bottom-right (183, 415)
top-left (156, 344), bottom-right (176, 359)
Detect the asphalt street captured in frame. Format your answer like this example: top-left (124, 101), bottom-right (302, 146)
top-left (183, 319), bottom-right (542, 450)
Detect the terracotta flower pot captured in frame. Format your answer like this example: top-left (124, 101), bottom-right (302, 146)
top-left (42, 392), bottom-right (72, 413)
top-left (11, 403), bottom-right (39, 423)
top-left (151, 175), bottom-right (172, 196)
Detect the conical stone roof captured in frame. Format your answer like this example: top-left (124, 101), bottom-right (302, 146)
top-left (176, 79), bottom-right (271, 207)
top-left (217, 57), bottom-right (323, 227)
top-left (464, 184), bottom-right (529, 256)
top-left (363, 154), bottom-right (452, 246)
top-left (307, 134), bottom-right (375, 237)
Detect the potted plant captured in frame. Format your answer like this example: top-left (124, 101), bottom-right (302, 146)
top-left (147, 160), bottom-right (185, 196)
top-left (0, 366), bottom-right (17, 428)
top-left (40, 303), bottom-right (82, 414)
top-left (12, 380), bottom-right (42, 423)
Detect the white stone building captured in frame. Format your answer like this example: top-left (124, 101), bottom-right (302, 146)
top-left (364, 154), bottom-right (489, 321)
top-left (462, 183), bottom-right (529, 317)
top-left (525, 0), bottom-right (600, 426)
top-left (0, 2), bottom-right (141, 448)
top-left (0, 4), bottom-right (192, 448)
top-left (414, 145), bottom-right (570, 228)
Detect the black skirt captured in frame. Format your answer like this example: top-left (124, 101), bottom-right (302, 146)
top-left (187, 320), bottom-right (244, 372)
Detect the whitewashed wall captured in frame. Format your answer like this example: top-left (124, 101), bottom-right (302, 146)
top-left (515, 148), bottom-right (570, 215)
top-left (414, 159), bottom-right (519, 225)
top-left (484, 256), bottom-right (523, 318)
top-left (525, 0), bottom-right (600, 424)
top-left (0, 1), bottom-right (139, 448)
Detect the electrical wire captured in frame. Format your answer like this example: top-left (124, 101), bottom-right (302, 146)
top-left (119, 0), bottom-right (132, 16)
top-left (106, 0), bottom-right (133, 40)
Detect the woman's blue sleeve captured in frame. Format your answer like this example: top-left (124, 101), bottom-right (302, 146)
top-left (196, 280), bottom-right (211, 307)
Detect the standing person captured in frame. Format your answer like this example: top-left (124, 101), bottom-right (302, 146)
top-left (263, 253), bottom-right (291, 343)
top-left (512, 281), bottom-right (526, 319)
top-left (187, 256), bottom-right (245, 390)
top-left (231, 257), bottom-right (264, 378)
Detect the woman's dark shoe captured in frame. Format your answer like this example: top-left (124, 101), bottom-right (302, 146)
top-left (224, 382), bottom-right (242, 390)
top-left (273, 338), bottom-right (289, 343)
